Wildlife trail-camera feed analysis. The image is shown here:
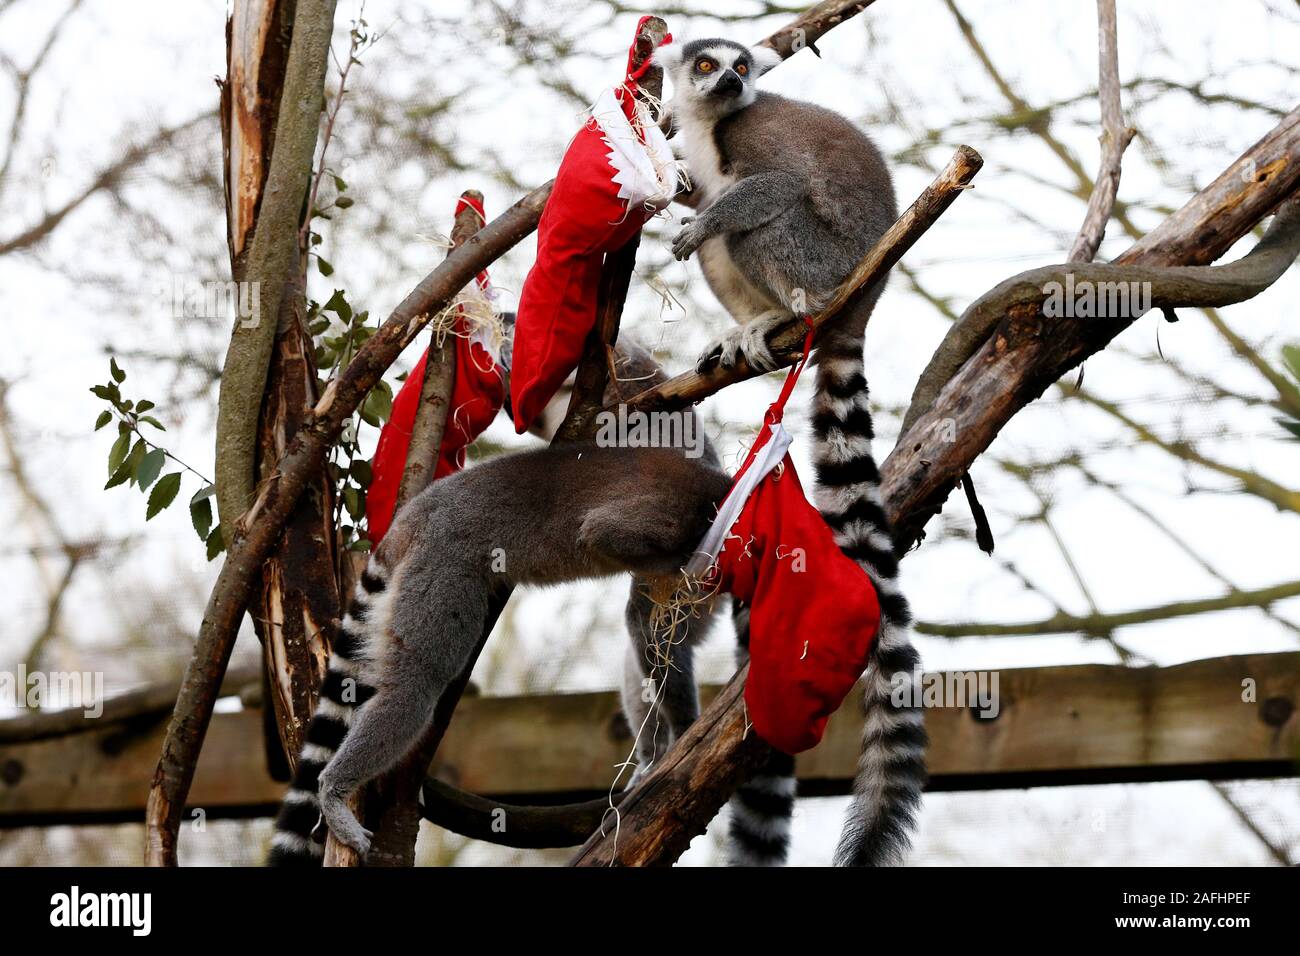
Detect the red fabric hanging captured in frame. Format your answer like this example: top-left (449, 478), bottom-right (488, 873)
top-left (509, 17), bottom-right (677, 432)
top-left (367, 196), bottom-right (505, 545)
top-left (690, 327), bottom-right (882, 754)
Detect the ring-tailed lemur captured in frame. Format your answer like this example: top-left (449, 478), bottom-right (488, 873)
top-left (267, 440), bottom-right (732, 864)
top-left (267, 339), bottom-right (726, 865)
top-left (654, 37), bottom-right (927, 867)
top-left (268, 38), bottom-right (924, 868)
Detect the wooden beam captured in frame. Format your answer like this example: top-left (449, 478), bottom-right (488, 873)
top-left (1, 653), bottom-right (1295, 827)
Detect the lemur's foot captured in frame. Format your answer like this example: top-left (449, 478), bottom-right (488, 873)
top-left (318, 785), bottom-right (373, 856)
top-left (695, 311), bottom-right (789, 374)
top-left (671, 216), bottom-right (708, 260)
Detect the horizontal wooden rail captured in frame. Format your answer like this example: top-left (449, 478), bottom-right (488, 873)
top-left (1, 652), bottom-right (1295, 827)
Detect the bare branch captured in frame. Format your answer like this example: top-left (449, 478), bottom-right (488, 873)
top-left (916, 579), bottom-right (1300, 638)
top-left (902, 183), bottom-right (1300, 437)
top-left (570, 104), bottom-right (1300, 868)
top-left (1067, 0), bottom-right (1136, 263)
top-left (141, 0), bottom-right (888, 866)
top-left (0, 113), bottom-right (212, 257)
top-left (419, 779), bottom-right (627, 849)
top-left (213, 0), bottom-right (339, 543)
top-left (392, 191), bottom-right (484, 509)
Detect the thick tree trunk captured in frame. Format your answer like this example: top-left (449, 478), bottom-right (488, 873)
top-left (213, 0), bottom-right (337, 543)
top-left (221, 0), bottom-right (339, 779)
top-left (145, 0), bottom-right (338, 866)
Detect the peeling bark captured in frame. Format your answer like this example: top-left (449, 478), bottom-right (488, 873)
top-left (222, 0), bottom-right (339, 779)
top-left (143, 0), bottom-right (892, 866)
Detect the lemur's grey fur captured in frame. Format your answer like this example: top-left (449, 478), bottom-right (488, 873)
top-left (267, 441), bottom-right (731, 863)
top-left (655, 37), bottom-right (928, 867)
top-left (269, 37), bottom-right (925, 868)
top-left (268, 339), bottom-right (726, 865)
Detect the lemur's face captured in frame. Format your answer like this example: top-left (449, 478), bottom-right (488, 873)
top-left (657, 39), bottom-right (780, 116)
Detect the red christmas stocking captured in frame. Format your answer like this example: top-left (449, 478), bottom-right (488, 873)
top-left (367, 195), bottom-right (506, 544)
top-left (687, 329), bottom-right (882, 754)
top-left (509, 17), bottom-right (678, 432)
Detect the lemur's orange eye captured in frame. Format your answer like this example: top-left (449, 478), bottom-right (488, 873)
top-left (735, 62), bottom-right (748, 76)
top-left (697, 59), bottom-right (714, 73)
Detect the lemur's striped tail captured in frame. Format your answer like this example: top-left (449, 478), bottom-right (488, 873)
top-left (811, 339), bottom-right (927, 868)
top-left (725, 599), bottom-right (796, 866)
top-left (266, 563), bottom-right (388, 866)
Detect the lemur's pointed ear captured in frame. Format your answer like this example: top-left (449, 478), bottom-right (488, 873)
top-left (652, 44), bottom-right (682, 72)
top-left (751, 44), bottom-right (782, 76)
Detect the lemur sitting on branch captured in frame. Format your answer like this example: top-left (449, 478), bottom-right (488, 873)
top-left (268, 37), bottom-right (923, 868)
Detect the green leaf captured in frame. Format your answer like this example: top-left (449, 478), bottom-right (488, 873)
top-left (334, 196), bottom-right (354, 209)
top-left (342, 485), bottom-right (364, 521)
top-left (146, 472), bottom-right (182, 520)
top-left (323, 288), bottom-right (351, 321)
top-left (190, 494), bottom-right (213, 541)
top-left (205, 525), bottom-right (225, 561)
top-left (190, 484), bottom-right (216, 503)
top-left (107, 431), bottom-right (131, 476)
top-left (110, 357), bottom-right (125, 383)
top-left (349, 459), bottom-right (372, 488)
top-left (332, 174), bottom-right (347, 192)
top-left (135, 399), bottom-right (155, 414)
top-left (317, 256), bottom-right (334, 277)
top-left (348, 538), bottom-right (372, 552)
top-left (136, 448), bottom-right (166, 491)
top-left (359, 380), bottom-right (393, 426)
top-left (1278, 418), bottom-right (1300, 441)
top-left (90, 384), bottom-right (116, 402)
top-left (106, 439), bottom-right (146, 489)
top-left (138, 415), bottom-right (166, 431)
top-left (94, 410), bottom-right (112, 431)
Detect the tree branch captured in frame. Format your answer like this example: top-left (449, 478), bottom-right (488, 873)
top-left (569, 103), bottom-right (1300, 868)
top-left (916, 579), bottom-right (1300, 638)
top-left (144, 0), bottom-right (339, 866)
top-left (0, 113), bottom-right (212, 258)
top-left (902, 138), bottom-right (1300, 438)
top-left (213, 0), bottom-right (338, 543)
top-left (327, 190), bottom-right (487, 868)
top-left (141, 0), bottom-right (898, 866)
top-left (1067, 0), bottom-right (1135, 264)
top-left (418, 779), bottom-right (627, 850)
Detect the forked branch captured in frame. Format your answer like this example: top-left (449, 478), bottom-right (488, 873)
top-left (569, 104), bottom-right (1300, 868)
top-left (144, 0), bottom-right (887, 866)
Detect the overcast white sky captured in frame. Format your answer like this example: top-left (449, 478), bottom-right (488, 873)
top-left (0, 0), bottom-right (1296, 864)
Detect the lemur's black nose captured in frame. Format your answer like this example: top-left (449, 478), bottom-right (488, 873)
top-left (713, 70), bottom-right (743, 97)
